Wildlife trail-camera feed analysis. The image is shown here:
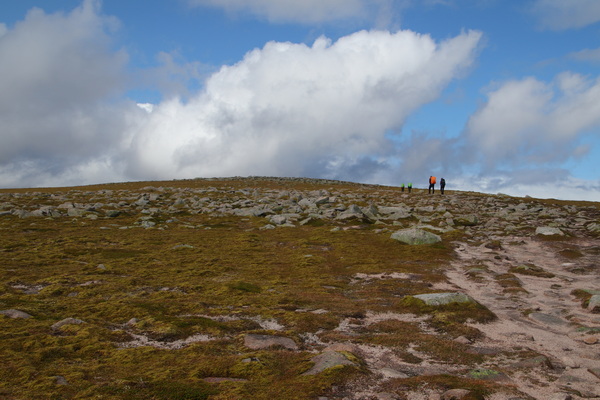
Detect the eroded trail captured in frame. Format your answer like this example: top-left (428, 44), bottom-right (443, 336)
top-left (447, 236), bottom-right (600, 399)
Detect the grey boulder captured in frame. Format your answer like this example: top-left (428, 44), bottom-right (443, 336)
top-left (391, 228), bottom-right (441, 245)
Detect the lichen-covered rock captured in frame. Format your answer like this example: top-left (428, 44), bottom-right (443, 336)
top-left (390, 228), bottom-right (441, 245)
top-left (535, 226), bottom-right (564, 236)
top-left (51, 318), bottom-right (85, 330)
top-left (412, 292), bottom-right (476, 306)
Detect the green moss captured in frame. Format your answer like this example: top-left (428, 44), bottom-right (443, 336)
top-left (229, 281), bottom-right (262, 293)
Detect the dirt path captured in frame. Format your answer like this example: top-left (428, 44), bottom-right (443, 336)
top-left (446, 236), bottom-right (600, 399)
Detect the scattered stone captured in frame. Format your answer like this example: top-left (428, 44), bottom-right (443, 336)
top-left (243, 334), bottom-right (298, 350)
top-left (454, 215), bottom-right (479, 226)
top-left (378, 368), bottom-right (409, 379)
top-left (586, 222), bottom-right (600, 233)
top-left (413, 292), bottom-right (476, 306)
top-left (55, 376), bottom-right (69, 385)
top-left (390, 228), bottom-right (441, 245)
top-left (535, 226), bottom-right (564, 236)
top-left (582, 336), bottom-right (598, 345)
top-left (510, 355), bottom-right (552, 369)
top-left (587, 295), bottom-right (600, 313)
top-left (0, 309), bottom-right (32, 319)
top-left (302, 351), bottom-right (357, 375)
top-left (172, 244), bottom-right (194, 250)
top-left (454, 336), bottom-right (471, 345)
top-left (51, 318), bottom-right (85, 330)
top-left (105, 210), bottom-right (121, 218)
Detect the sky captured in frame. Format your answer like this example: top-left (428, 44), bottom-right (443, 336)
top-left (1, 0), bottom-right (599, 201)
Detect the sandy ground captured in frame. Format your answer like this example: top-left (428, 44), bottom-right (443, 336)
top-left (445, 236), bottom-right (600, 399)
top-left (332, 235), bottom-right (600, 400)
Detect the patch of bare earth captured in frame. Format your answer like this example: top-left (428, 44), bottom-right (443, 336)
top-left (447, 236), bottom-right (600, 399)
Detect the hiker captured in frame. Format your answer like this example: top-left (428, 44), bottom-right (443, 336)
top-left (428, 176), bottom-right (436, 194)
top-left (401, 183), bottom-right (405, 192)
top-left (440, 178), bottom-right (446, 195)
top-left (408, 183), bottom-right (412, 193)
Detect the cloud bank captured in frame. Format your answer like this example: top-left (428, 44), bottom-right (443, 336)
top-left (1, 1), bottom-right (598, 201)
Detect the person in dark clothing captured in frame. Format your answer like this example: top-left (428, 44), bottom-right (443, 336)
top-left (428, 176), bottom-right (436, 194)
top-left (407, 183), bottom-right (412, 193)
top-left (440, 178), bottom-right (446, 195)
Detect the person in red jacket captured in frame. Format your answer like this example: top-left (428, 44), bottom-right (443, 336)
top-left (428, 176), bottom-right (436, 194)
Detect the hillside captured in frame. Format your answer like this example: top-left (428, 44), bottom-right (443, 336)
top-left (1, 177), bottom-right (599, 400)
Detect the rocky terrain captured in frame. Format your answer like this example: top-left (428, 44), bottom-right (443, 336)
top-left (1, 177), bottom-right (599, 400)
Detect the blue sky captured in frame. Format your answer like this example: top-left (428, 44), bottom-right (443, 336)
top-left (1, 0), bottom-right (599, 200)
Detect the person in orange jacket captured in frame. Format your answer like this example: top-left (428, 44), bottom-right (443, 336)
top-left (428, 176), bottom-right (436, 194)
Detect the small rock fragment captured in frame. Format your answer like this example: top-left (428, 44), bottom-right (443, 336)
top-left (582, 336), bottom-right (598, 345)
top-left (0, 309), bottom-right (32, 319)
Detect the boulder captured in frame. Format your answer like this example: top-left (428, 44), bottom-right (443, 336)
top-left (454, 215), bottom-right (479, 226)
top-left (586, 222), bottom-right (600, 233)
top-left (379, 206), bottom-right (412, 220)
top-left (535, 226), bottom-right (564, 236)
top-left (335, 204), bottom-right (367, 221)
top-left (412, 292), bottom-right (476, 306)
top-left (390, 228), bottom-right (441, 245)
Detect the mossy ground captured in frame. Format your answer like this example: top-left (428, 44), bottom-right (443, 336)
top-left (3, 178), bottom-right (583, 399)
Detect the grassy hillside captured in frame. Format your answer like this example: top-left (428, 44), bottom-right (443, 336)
top-left (1, 178), bottom-right (598, 399)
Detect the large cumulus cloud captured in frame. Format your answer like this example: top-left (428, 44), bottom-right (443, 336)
top-left (124, 29), bottom-right (483, 181)
top-left (0, 0), bottom-right (483, 188)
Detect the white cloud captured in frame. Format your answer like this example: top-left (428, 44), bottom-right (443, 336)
top-left (0, 0), bottom-right (135, 186)
top-left (188, 0), bottom-right (378, 24)
top-left (122, 29), bottom-right (483, 181)
top-left (531, 0), bottom-right (600, 30)
top-left (464, 73), bottom-right (600, 168)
